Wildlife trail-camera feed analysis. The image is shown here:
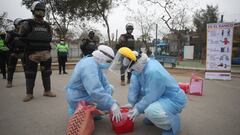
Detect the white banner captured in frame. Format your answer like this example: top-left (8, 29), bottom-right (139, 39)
top-left (205, 72), bottom-right (231, 80)
top-left (205, 23), bottom-right (234, 80)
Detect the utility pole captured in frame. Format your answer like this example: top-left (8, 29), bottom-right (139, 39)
top-left (156, 24), bottom-right (158, 46)
top-left (115, 29), bottom-right (118, 43)
top-left (220, 15), bottom-right (224, 23)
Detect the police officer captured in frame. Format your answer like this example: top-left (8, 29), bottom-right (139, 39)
top-left (0, 31), bottom-right (9, 79)
top-left (19, 1), bottom-right (56, 102)
top-left (80, 31), bottom-right (99, 57)
top-left (115, 23), bottom-right (135, 86)
top-left (56, 39), bottom-right (69, 74)
top-left (6, 18), bottom-right (26, 88)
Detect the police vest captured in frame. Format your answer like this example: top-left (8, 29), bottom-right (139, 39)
top-left (14, 39), bottom-right (26, 52)
top-left (57, 44), bottom-right (68, 56)
top-left (121, 34), bottom-right (135, 50)
top-left (9, 31), bottom-right (26, 52)
top-left (0, 39), bottom-right (9, 52)
top-left (26, 19), bottom-right (52, 51)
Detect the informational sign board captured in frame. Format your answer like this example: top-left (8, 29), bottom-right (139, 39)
top-left (205, 23), bottom-right (234, 80)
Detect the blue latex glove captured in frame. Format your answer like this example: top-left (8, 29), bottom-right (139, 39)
top-left (128, 107), bottom-right (140, 121)
top-left (111, 103), bottom-right (122, 122)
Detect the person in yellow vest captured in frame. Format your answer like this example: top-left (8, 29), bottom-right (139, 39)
top-left (0, 32), bottom-right (9, 79)
top-left (56, 39), bottom-right (69, 74)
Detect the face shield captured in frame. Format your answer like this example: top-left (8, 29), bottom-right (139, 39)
top-left (109, 47), bottom-right (136, 77)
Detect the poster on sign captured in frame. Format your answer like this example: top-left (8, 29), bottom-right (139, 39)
top-left (205, 23), bottom-right (234, 80)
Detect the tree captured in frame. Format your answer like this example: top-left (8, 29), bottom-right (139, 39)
top-left (139, 0), bottom-right (191, 58)
top-left (21, 0), bottom-right (126, 44)
top-left (22, 0), bottom-right (77, 39)
top-left (0, 12), bottom-right (12, 32)
top-left (127, 7), bottom-right (157, 54)
top-left (193, 5), bottom-right (219, 60)
top-left (193, 5), bottom-right (219, 32)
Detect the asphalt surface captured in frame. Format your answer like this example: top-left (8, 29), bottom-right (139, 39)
top-left (0, 69), bottom-right (240, 135)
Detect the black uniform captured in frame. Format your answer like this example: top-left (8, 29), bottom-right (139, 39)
top-left (116, 33), bottom-right (135, 83)
top-left (80, 37), bottom-right (98, 57)
top-left (20, 19), bottom-right (52, 94)
top-left (6, 30), bottom-right (26, 84)
top-left (0, 33), bottom-right (9, 79)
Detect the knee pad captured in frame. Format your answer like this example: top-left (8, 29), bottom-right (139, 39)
top-left (144, 102), bottom-right (171, 130)
top-left (42, 69), bottom-right (52, 77)
top-left (25, 71), bottom-right (36, 79)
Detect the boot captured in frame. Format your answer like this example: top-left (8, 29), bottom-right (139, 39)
top-left (63, 66), bottom-right (67, 74)
top-left (3, 74), bottom-right (6, 79)
top-left (23, 94), bottom-right (34, 102)
top-left (6, 81), bottom-right (13, 88)
top-left (121, 80), bottom-right (125, 86)
top-left (43, 91), bottom-right (56, 97)
top-left (63, 71), bottom-right (68, 74)
top-left (59, 66), bottom-right (62, 75)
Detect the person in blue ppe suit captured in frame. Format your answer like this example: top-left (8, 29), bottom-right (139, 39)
top-left (66, 45), bottom-right (122, 122)
top-left (111, 47), bottom-right (187, 135)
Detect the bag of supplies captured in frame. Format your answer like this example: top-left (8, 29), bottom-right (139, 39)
top-left (66, 101), bottom-right (103, 135)
top-left (189, 74), bottom-right (203, 96)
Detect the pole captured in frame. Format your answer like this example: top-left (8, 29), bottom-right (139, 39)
top-left (156, 24), bottom-right (158, 46)
top-left (115, 29), bottom-right (118, 43)
top-left (220, 15), bottom-right (224, 23)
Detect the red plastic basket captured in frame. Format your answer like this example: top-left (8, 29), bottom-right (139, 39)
top-left (178, 82), bottom-right (190, 93)
top-left (110, 107), bottom-right (134, 134)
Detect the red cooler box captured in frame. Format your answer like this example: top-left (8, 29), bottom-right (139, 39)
top-left (110, 107), bottom-right (134, 134)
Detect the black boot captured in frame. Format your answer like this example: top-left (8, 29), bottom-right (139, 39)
top-left (6, 81), bottom-right (13, 88)
top-left (3, 74), bottom-right (6, 79)
top-left (63, 65), bottom-right (67, 74)
top-left (59, 65), bottom-right (61, 74)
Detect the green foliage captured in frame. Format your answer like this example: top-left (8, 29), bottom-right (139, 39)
top-left (193, 5), bottom-right (219, 32)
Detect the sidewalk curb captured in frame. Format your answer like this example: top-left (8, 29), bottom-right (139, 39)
top-left (15, 62), bottom-right (240, 74)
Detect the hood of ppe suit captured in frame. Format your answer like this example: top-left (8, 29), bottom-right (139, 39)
top-left (92, 45), bottom-right (114, 65)
top-left (131, 53), bottom-right (149, 73)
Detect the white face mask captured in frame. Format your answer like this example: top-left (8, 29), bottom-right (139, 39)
top-left (130, 53), bottom-right (148, 73)
top-left (131, 61), bottom-right (144, 73)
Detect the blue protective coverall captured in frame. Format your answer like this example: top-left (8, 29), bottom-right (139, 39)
top-left (128, 58), bottom-right (187, 135)
top-left (66, 57), bottom-right (115, 114)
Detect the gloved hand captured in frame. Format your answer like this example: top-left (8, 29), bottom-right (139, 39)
top-left (122, 103), bottom-right (133, 109)
top-left (111, 103), bottom-right (122, 122)
top-left (128, 107), bottom-right (139, 121)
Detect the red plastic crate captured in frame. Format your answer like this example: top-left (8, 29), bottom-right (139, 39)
top-left (110, 107), bottom-right (134, 134)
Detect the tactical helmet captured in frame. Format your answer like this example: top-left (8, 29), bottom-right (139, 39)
top-left (31, 1), bottom-right (46, 12)
top-left (125, 23), bottom-right (134, 30)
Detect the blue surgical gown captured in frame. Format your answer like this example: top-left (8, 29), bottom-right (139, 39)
top-left (128, 58), bottom-right (187, 134)
top-left (66, 57), bottom-right (115, 113)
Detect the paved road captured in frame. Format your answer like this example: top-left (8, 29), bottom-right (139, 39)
top-left (0, 70), bottom-right (240, 135)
